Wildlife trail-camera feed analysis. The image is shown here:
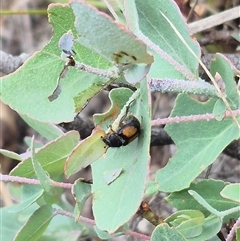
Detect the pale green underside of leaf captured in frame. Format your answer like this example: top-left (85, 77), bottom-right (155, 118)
top-left (158, 214), bottom-right (221, 241)
top-left (13, 205), bottom-right (54, 241)
top-left (134, 0), bottom-right (200, 79)
top-left (0, 5), bottom-right (111, 123)
top-left (0, 149), bottom-right (22, 161)
top-left (166, 180), bottom-right (240, 222)
top-left (151, 224), bottom-right (187, 241)
top-left (210, 53), bottom-right (240, 109)
top-left (2, 203), bottom-right (81, 241)
top-left (39, 210), bottom-right (83, 241)
top-left (64, 130), bottom-right (106, 178)
top-left (31, 138), bottom-right (52, 192)
top-left (72, 179), bottom-right (91, 220)
top-left (165, 210), bottom-right (204, 238)
top-left (156, 53), bottom-right (240, 192)
top-left (91, 79), bottom-right (151, 232)
top-left (21, 114), bottom-right (64, 140)
top-left (93, 87), bottom-right (134, 130)
top-left (220, 183), bottom-right (240, 204)
top-left (71, 1), bottom-right (153, 65)
top-left (156, 94), bottom-right (240, 192)
top-left (1, 204), bottom-right (40, 241)
top-left (10, 185), bottom-right (44, 213)
top-left (186, 214), bottom-right (221, 241)
top-left (10, 131), bottom-right (79, 179)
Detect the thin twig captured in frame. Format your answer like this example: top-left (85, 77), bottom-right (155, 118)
top-left (0, 174), bottom-right (72, 189)
top-left (186, 0), bottom-right (199, 23)
top-left (189, 6), bottom-right (240, 34)
top-left (151, 109), bottom-right (240, 126)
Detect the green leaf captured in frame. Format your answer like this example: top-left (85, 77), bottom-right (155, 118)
top-left (220, 183), bottom-right (240, 204)
top-left (144, 181), bottom-right (160, 198)
top-left (164, 213), bottom-right (222, 241)
top-left (65, 88), bottom-right (137, 179)
top-left (124, 63), bottom-right (151, 84)
top-left (24, 137), bottom-right (43, 148)
top-left (103, 0), bottom-right (125, 24)
top-left (91, 79), bottom-right (151, 232)
top-left (207, 236), bottom-right (222, 241)
top-left (188, 190), bottom-right (221, 217)
top-left (210, 53), bottom-right (240, 109)
top-left (187, 214), bottom-right (222, 241)
top-left (39, 191), bottom-right (62, 206)
top-left (132, 0), bottom-right (200, 80)
top-left (165, 210), bottom-right (204, 238)
top-left (72, 178), bottom-right (91, 221)
top-left (13, 205), bottom-right (54, 241)
top-left (93, 87), bottom-right (134, 130)
top-left (0, 149), bottom-right (22, 161)
top-left (212, 99), bottom-right (226, 121)
top-left (21, 115), bottom-right (63, 141)
top-left (73, 80), bottom-right (110, 113)
top-left (39, 210), bottom-right (84, 241)
top-left (64, 129), bottom-right (106, 178)
top-left (94, 226), bottom-right (123, 239)
top-left (10, 131), bottom-right (79, 179)
top-left (31, 136), bottom-right (51, 193)
top-left (156, 94), bottom-right (240, 192)
top-left (237, 227), bottom-right (240, 241)
top-left (0, 4), bottom-right (111, 123)
top-left (151, 223), bottom-right (187, 241)
top-left (166, 180), bottom-right (240, 222)
top-left (189, 190), bottom-right (239, 219)
top-left (71, 1), bottom-right (153, 65)
top-left (122, 1), bottom-right (139, 33)
top-left (1, 204), bottom-right (39, 241)
top-left (10, 185), bottom-right (44, 213)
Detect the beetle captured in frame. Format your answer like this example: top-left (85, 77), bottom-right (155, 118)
top-left (102, 101), bottom-right (141, 147)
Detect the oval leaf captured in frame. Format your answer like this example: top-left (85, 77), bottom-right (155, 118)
top-left (220, 184), bottom-right (240, 204)
top-left (71, 1), bottom-right (153, 66)
top-left (65, 129), bottom-right (106, 178)
top-left (72, 178), bottom-right (92, 221)
top-left (91, 79), bottom-right (151, 232)
top-left (10, 131), bottom-right (79, 178)
top-left (13, 205), bottom-right (54, 241)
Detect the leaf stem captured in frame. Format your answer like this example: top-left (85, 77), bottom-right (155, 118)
top-left (189, 190), bottom-right (221, 217)
top-left (151, 109), bottom-right (240, 126)
top-left (75, 61), bottom-right (118, 79)
top-left (0, 174), bottom-right (72, 189)
top-left (54, 208), bottom-right (96, 225)
top-left (75, 60), bottom-right (219, 97)
top-left (219, 207), bottom-right (240, 218)
top-left (55, 208), bottom-right (151, 240)
top-left (1, 173), bottom-right (152, 239)
top-left (149, 78), bottom-right (218, 97)
top-left (189, 190), bottom-right (240, 219)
